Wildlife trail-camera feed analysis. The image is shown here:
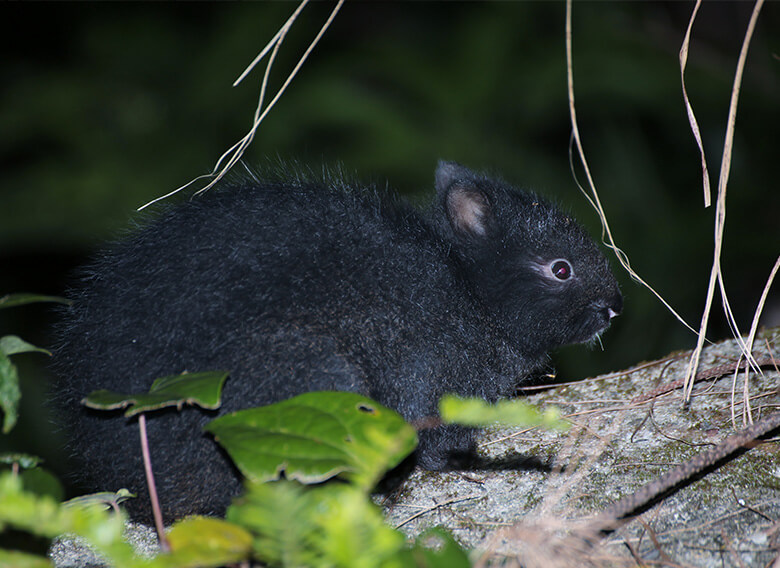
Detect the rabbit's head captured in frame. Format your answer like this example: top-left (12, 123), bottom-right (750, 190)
top-left (436, 161), bottom-right (622, 357)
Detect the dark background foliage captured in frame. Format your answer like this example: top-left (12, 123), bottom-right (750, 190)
top-left (0, 2), bottom-right (777, 479)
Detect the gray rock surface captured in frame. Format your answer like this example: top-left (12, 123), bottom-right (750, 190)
top-left (50, 523), bottom-right (158, 568)
top-left (51, 328), bottom-right (780, 567)
top-left (384, 327), bottom-right (780, 567)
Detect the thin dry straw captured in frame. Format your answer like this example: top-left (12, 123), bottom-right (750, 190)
top-left (683, 0), bottom-right (766, 404)
top-left (679, 0), bottom-right (712, 209)
top-left (732, 255), bottom-right (779, 427)
top-left (564, 0), bottom-right (699, 336)
top-left (139, 0), bottom-right (345, 211)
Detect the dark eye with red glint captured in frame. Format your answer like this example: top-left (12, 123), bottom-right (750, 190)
top-left (551, 259), bottom-right (572, 280)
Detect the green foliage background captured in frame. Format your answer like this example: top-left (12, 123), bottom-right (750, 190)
top-left (0, 2), bottom-right (777, 479)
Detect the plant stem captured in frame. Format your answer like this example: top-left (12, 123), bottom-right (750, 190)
top-left (139, 413), bottom-right (169, 552)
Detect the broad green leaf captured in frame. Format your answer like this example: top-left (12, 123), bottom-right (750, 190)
top-left (83, 370), bottom-right (229, 417)
top-left (439, 395), bottom-right (569, 431)
top-left (0, 335), bottom-right (50, 357)
top-left (165, 516), bottom-right (252, 567)
top-left (0, 350), bottom-right (20, 434)
top-left (206, 391), bottom-right (417, 492)
top-left (0, 293), bottom-right (70, 309)
top-left (0, 453), bottom-right (42, 469)
top-left (0, 549), bottom-right (52, 568)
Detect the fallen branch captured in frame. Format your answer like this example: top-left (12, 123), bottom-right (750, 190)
top-left (586, 410), bottom-right (780, 536)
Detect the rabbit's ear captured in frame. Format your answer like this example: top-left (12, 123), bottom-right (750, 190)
top-left (445, 184), bottom-right (491, 237)
top-left (435, 161), bottom-right (494, 238)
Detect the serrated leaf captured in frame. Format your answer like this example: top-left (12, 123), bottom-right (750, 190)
top-left (206, 391), bottom-right (417, 492)
top-left (228, 480), bottom-right (409, 568)
top-left (0, 453), bottom-right (42, 469)
top-left (439, 395), bottom-right (569, 431)
top-left (165, 516), bottom-right (252, 567)
top-left (83, 370), bottom-right (229, 417)
top-left (310, 483), bottom-right (409, 568)
top-left (227, 481), bottom-right (319, 566)
top-left (0, 549), bottom-right (52, 568)
top-left (0, 293), bottom-right (71, 309)
top-left (0, 350), bottom-right (20, 434)
top-left (0, 335), bottom-right (50, 357)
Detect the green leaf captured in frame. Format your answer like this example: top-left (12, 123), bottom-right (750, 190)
top-left (83, 370), bottom-right (229, 417)
top-left (0, 453), bottom-right (42, 469)
top-left (407, 528), bottom-right (472, 568)
top-left (63, 489), bottom-right (135, 511)
top-left (0, 335), bottom-right (50, 357)
top-left (310, 484), bottom-right (410, 568)
top-left (439, 395), bottom-right (569, 431)
top-left (19, 467), bottom-right (64, 502)
top-left (227, 480), bottom-right (319, 567)
top-left (206, 391), bottom-right (417, 492)
top-left (0, 350), bottom-right (21, 434)
top-left (0, 293), bottom-right (71, 309)
top-left (0, 549), bottom-right (52, 568)
top-left (165, 516), bottom-right (252, 567)
top-left (0, 473), bottom-right (142, 567)
top-left (0, 336), bottom-right (48, 434)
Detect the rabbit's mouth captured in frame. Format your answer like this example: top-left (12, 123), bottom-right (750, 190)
top-left (571, 293), bottom-right (623, 345)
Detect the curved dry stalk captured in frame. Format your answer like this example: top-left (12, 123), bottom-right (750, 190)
top-left (564, 0), bottom-right (699, 336)
top-left (679, 0), bottom-right (712, 209)
top-left (733, 255), bottom-right (780, 426)
top-left (138, 0), bottom-right (345, 211)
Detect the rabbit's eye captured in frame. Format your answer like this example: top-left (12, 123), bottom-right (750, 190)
top-left (550, 259), bottom-right (572, 280)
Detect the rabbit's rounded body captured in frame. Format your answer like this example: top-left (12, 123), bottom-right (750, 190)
top-left (53, 162), bottom-right (622, 522)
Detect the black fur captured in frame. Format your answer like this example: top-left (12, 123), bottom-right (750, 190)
top-left (51, 162), bottom-right (622, 522)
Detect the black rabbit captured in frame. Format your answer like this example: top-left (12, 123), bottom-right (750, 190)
top-left (52, 161), bottom-right (622, 522)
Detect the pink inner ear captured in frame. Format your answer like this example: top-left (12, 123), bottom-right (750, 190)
top-left (448, 187), bottom-right (488, 236)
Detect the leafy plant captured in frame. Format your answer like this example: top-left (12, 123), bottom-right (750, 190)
top-left (227, 479), bottom-right (471, 568)
top-left (83, 371), bottom-right (230, 549)
top-left (73, 381), bottom-right (471, 567)
top-left (0, 294), bottom-right (67, 511)
top-left (0, 471), bottom-right (252, 568)
top-left (1, 330), bottom-right (567, 568)
top-left (0, 293), bottom-right (69, 434)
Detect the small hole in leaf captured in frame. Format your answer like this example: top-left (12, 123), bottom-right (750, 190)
top-left (420, 533), bottom-right (445, 548)
top-left (357, 403), bottom-right (376, 414)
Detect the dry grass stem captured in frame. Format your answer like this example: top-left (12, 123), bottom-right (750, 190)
top-left (739, 256), bottom-right (780, 424)
top-left (679, 0), bottom-right (711, 208)
top-left (138, 0), bottom-right (345, 211)
top-left (565, 0), bottom-right (699, 337)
